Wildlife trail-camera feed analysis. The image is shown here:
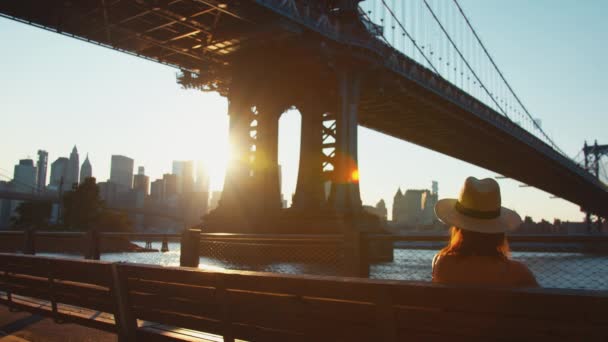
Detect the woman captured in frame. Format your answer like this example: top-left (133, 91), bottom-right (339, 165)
top-left (432, 177), bottom-right (538, 287)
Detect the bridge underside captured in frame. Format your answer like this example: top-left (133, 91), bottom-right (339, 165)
top-left (1, 0), bottom-right (606, 221)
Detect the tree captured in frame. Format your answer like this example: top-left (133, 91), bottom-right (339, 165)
top-left (94, 210), bottom-right (132, 232)
top-left (10, 201), bottom-right (52, 229)
top-left (62, 177), bottom-right (104, 230)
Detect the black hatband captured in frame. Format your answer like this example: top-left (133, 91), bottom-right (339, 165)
top-left (454, 201), bottom-right (501, 219)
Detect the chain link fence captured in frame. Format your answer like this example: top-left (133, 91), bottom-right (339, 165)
top-left (369, 236), bottom-right (608, 291)
top-left (198, 234), bottom-right (347, 276)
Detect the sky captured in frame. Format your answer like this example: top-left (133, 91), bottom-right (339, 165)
top-left (1, 1), bottom-right (606, 222)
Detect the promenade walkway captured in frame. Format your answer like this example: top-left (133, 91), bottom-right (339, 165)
top-left (0, 309), bottom-right (115, 342)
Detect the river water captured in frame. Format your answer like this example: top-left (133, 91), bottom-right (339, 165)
top-left (40, 241), bottom-right (608, 291)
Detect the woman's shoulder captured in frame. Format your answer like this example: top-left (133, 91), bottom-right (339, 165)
top-left (506, 259), bottom-right (539, 287)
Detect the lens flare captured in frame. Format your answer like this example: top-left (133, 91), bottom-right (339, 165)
top-left (351, 169), bottom-right (360, 182)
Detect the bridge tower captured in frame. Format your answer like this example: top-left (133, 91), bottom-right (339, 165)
top-left (583, 140), bottom-right (608, 232)
top-left (202, 13), bottom-right (379, 233)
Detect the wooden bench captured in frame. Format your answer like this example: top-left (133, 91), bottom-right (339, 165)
top-left (1, 253), bottom-right (607, 341)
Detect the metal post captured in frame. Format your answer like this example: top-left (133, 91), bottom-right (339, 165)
top-left (180, 229), bottom-right (201, 267)
top-left (161, 236), bottom-right (169, 252)
top-left (85, 229), bottom-right (100, 260)
top-left (343, 231), bottom-right (369, 277)
top-left (23, 229), bottom-right (35, 255)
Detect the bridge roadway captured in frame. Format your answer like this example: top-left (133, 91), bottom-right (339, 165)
top-left (0, 0), bottom-right (606, 217)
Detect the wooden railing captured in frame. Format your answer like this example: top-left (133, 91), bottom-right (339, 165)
top-left (0, 230), bottom-right (181, 260)
top-left (0, 253), bottom-right (607, 341)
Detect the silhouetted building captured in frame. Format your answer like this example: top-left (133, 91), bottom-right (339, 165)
top-left (392, 188), bottom-right (405, 222)
top-left (133, 166), bottom-right (150, 195)
top-left (36, 150), bottom-right (48, 192)
top-left (375, 199), bottom-right (388, 221)
top-left (363, 200), bottom-right (387, 221)
top-left (150, 179), bottom-right (164, 202)
top-left (172, 160), bottom-right (194, 193)
top-left (98, 181), bottom-right (119, 207)
top-left (195, 161), bottom-right (210, 193)
top-left (80, 154), bottom-right (92, 183)
top-left (14, 159), bottom-right (37, 193)
top-left (392, 182), bottom-right (438, 227)
top-left (66, 146), bottom-right (80, 188)
top-left (163, 173), bottom-right (178, 198)
top-left (110, 155), bottom-right (134, 192)
top-left (0, 181), bottom-right (14, 228)
top-left (49, 157), bottom-right (69, 189)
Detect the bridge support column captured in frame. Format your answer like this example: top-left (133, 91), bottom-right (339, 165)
top-left (328, 68), bottom-right (362, 213)
top-left (251, 101), bottom-right (283, 212)
top-left (292, 103), bottom-right (326, 210)
top-left (217, 81), bottom-right (284, 218)
top-left (219, 85), bottom-right (254, 214)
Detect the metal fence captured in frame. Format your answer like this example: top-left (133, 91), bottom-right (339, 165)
top-left (367, 235), bottom-right (608, 291)
top-left (1, 230), bottom-right (607, 290)
top-left (198, 233), bottom-right (348, 276)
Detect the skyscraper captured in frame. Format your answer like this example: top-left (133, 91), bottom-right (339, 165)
top-left (49, 157), bottom-right (69, 189)
top-left (150, 179), bottom-right (164, 202)
top-left (14, 159), bottom-right (37, 193)
top-left (172, 160), bottom-right (194, 193)
top-left (36, 150), bottom-right (48, 193)
top-left (110, 155), bottom-right (134, 191)
top-left (133, 166), bottom-right (150, 195)
top-left (80, 154), bottom-right (92, 183)
top-left (194, 161), bottom-right (210, 194)
top-left (66, 145), bottom-right (80, 188)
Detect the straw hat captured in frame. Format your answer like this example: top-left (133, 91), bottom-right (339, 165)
top-left (434, 177), bottom-right (522, 233)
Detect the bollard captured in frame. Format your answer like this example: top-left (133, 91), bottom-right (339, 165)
top-left (23, 229), bottom-right (35, 255)
top-left (161, 236), bottom-right (169, 252)
top-left (180, 229), bottom-right (201, 267)
top-left (84, 229), bottom-right (100, 260)
top-left (343, 231), bottom-right (369, 278)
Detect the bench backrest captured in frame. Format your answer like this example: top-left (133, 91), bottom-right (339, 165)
top-left (0, 253), bottom-right (116, 331)
top-left (117, 263), bottom-right (608, 341)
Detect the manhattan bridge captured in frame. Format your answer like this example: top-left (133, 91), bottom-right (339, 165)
top-left (0, 0), bottom-right (606, 232)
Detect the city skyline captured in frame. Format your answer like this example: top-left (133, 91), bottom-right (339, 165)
top-left (1, 1), bottom-right (607, 222)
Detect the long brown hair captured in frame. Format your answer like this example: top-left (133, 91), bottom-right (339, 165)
top-left (439, 226), bottom-right (510, 259)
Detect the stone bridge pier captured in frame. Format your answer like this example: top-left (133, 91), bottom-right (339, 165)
top-left (205, 53), bottom-right (379, 233)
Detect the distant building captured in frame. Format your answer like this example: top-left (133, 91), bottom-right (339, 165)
top-left (392, 182), bottom-right (438, 227)
top-left (110, 155), bottom-right (134, 192)
top-left (98, 181), bottom-right (119, 207)
top-left (80, 154), bottom-right (92, 184)
top-left (150, 179), bottom-right (164, 202)
top-left (0, 181), bottom-right (14, 228)
top-left (14, 159), bottom-right (37, 193)
top-left (363, 199), bottom-right (387, 221)
top-left (375, 199), bottom-right (387, 221)
top-left (36, 150), bottom-right (48, 192)
top-left (49, 157), bottom-right (69, 189)
top-left (66, 146), bottom-right (80, 188)
top-left (163, 173), bottom-right (178, 198)
top-left (133, 166), bottom-right (150, 195)
top-left (172, 160), bottom-right (194, 193)
top-left (194, 161), bottom-right (210, 194)
top-left (392, 188), bottom-right (405, 222)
